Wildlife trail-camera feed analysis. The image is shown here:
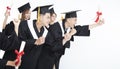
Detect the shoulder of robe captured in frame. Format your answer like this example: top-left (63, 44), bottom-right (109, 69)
top-left (19, 20), bottom-right (28, 26)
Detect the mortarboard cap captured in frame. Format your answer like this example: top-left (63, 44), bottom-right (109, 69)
top-left (32, 4), bottom-right (53, 14)
top-left (62, 10), bottom-right (81, 18)
top-left (49, 8), bottom-right (56, 14)
top-left (18, 2), bottom-right (31, 13)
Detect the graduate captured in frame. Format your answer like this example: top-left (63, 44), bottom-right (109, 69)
top-left (0, 31), bottom-right (21, 68)
top-left (18, 5), bottom-right (52, 69)
top-left (33, 7), bottom-right (57, 69)
top-left (49, 7), bottom-right (58, 69)
top-left (0, 10), bottom-right (13, 51)
top-left (3, 2), bottom-right (31, 69)
top-left (34, 7), bottom-right (60, 69)
top-left (0, 13), bottom-right (21, 69)
top-left (46, 10), bottom-right (104, 69)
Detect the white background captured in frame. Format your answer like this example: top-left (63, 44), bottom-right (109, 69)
top-left (0, 0), bottom-right (120, 69)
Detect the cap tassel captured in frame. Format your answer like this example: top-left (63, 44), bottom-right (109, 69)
top-left (37, 7), bottom-right (40, 23)
top-left (59, 15), bottom-right (65, 21)
top-left (18, 14), bottom-right (21, 20)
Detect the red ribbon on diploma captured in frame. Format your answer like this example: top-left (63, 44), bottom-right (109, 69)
top-left (95, 11), bottom-right (102, 23)
top-left (6, 6), bottom-right (11, 16)
top-left (15, 50), bottom-right (24, 65)
top-left (6, 6), bottom-right (11, 10)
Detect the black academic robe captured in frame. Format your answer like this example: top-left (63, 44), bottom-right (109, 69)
top-left (18, 20), bottom-right (45, 69)
top-left (0, 28), bottom-right (19, 51)
top-left (35, 24), bottom-right (55, 69)
top-left (0, 32), bottom-right (10, 51)
top-left (0, 59), bottom-right (7, 69)
top-left (0, 24), bottom-right (21, 69)
top-left (45, 21), bottom-right (90, 69)
top-left (35, 43), bottom-right (55, 69)
top-left (0, 32), bottom-right (8, 69)
top-left (3, 21), bottom-right (21, 69)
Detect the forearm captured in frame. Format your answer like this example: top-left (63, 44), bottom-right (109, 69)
top-left (89, 23), bottom-right (100, 30)
top-left (89, 18), bottom-right (104, 30)
top-left (3, 16), bottom-right (8, 29)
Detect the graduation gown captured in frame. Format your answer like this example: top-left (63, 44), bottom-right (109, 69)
top-left (0, 21), bottom-right (22, 69)
top-left (0, 32), bottom-right (9, 69)
top-left (35, 43), bottom-right (55, 69)
top-left (45, 21), bottom-right (90, 69)
top-left (18, 20), bottom-right (45, 69)
top-left (3, 21), bottom-right (21, 69)
top-left (0, 59), bottom-right (7, 69)
top-left (0, 28), bottom-right (19, 51)
top-left (35, 24), bottom-right (55, 69)
top-left (0, 32), bottom-right (11, 51)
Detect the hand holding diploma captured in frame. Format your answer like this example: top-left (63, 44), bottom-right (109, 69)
top-left (35, 37), bottom-right (45, 45)
top-left (5, 6), bottom-right (11, 16)
top-left (14, 41), bottom-right (26, 69)
top-left (15, 50), bottom-right (24, 66)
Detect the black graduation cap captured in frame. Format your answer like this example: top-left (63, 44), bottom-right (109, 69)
top-left (32, 4), bottom-right (53, 14)
top-left (18, 2), bottom-right (31, 13)
top-left (49, 8), bottom-right (56, 14)
top-left (62, 10), bottom-right (81, 18)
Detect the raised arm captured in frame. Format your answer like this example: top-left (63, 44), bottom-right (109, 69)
top-left (89, 18), bottom-right (104, 30)
top-left (2, 10), bottom-right (10, 29)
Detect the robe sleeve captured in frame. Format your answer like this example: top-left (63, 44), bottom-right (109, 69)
top-left (4, 21), bottom-right (14, 36)
top-left (0, 59), bottom-right (7, 68)
top-left (74, 25), bottom-right (90, 36)
top-left (0, 22), bottom-right (20, 51)
top-left (0, 31), bottom-right (10, 50)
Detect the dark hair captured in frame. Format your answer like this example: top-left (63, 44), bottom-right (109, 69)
top-left (50, 12), bottom-right (57, 16)
top-left (62, 19), bottom-right (66, 23)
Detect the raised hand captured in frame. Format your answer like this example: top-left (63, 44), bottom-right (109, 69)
top-left (34, 37), bottom-right (45, 45)
top-left (97, 18), bottom-right (104, 26)
top-left (69, 28), bottom-right (77, 36)
top-left (64, 33), bottom-right (72, 42)
top-left (6, 59), bottom-right (21, 67)
top-left (5, 10), bottom-right (10, 17)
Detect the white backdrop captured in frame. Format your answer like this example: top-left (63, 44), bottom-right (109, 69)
top-left (0, 0), bottom-right (120, 69)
